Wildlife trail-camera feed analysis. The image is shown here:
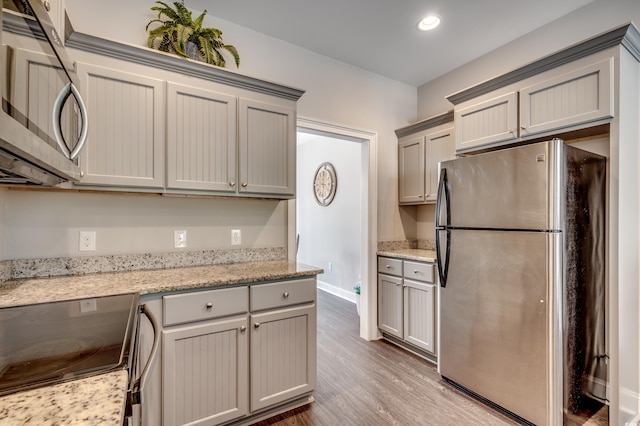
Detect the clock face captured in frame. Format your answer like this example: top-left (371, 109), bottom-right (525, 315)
top-left (313, 162), bottom-right (337, 206)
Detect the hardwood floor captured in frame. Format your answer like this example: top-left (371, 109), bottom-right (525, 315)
top-left (254, 290), bottom-right (526, 426)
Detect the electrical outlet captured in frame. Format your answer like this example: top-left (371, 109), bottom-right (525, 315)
top-left (231, 229), bottom-right (241, 245)
top-left (174, 230), bottom-right (187, 248)
top-left (80, 298), bottom-right (97, 313)
top-left (79, 231), bottom-right (96, 251)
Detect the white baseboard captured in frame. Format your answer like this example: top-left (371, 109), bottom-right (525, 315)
top-left (317, 280), bottom-right (356, 303)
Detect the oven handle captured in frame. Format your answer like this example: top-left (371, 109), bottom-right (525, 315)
top-left (129, 304), bottom-right (160, 406)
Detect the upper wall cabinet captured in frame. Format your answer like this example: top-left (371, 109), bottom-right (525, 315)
top-left (166, 82), bottom-right (237, 193)
top-left (396, 113), bottom-right (455, 205)
top-left (64, 32), bottom-right (303, 198)
top-left (451, 54), bottom-right (614, 154)
top-left (75, 62), bottom-right (165, 188)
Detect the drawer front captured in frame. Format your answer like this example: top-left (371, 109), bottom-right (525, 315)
top-left (250, 278), bottom-right (316, 311)
top-left (403, 261), bottom-right (435, 283)
top-left (163, 286), bottom-right (248, 326)
top-left (378, 257), bottom-right (403, 276)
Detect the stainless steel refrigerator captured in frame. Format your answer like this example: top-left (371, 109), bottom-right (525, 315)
top-left (435, 139), bottom-right (606, 425)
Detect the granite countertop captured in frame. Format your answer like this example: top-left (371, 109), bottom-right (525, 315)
top-left (377, 249), bottom-right (437, 263)
top-left (0, 259), bottom-right (323, 308)
top-left (0, 259), bottom-right (322, 425)
top-left (0, 370), bottom-right (128, 425)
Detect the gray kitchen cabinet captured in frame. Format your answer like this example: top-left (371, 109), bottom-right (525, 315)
top-left (239, 99), bottom-right (296, 197)
top-left (74, 62), bottom-right (165, 188)
top-left (162, 286), bottom-right (249, 426)
top-left (454, 55), bottom-right (614, 153)
top-left (163, 316), bottom-right (249, 426)
top-left (397, 122), bottom-right (455, 205)
top-left (454, 91), bottom-right (519, 152)
top-left (249, 279), bottom-right (317, 412)
top-left (378, 256), bottom-right (437, 357)
top-left (166, 82), bottom-right (237, 193)
top-left (137, 277), bottom-right (317, 426)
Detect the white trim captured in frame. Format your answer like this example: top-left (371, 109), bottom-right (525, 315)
top-left (317, 280), bottom-right (356, 303)
top-left (291, 116), bottom-right (379, 341)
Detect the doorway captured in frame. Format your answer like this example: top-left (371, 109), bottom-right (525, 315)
top-left (288, 117), bottom-right (378, 340)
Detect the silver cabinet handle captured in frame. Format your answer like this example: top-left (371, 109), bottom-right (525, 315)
top-left (53, 82), bottom-right (89, 160)
top-left (206, 303), bottom-right (213, 309)
top-left (229, 181), bottom-right (236, 187)
top-left (240, 326), bottom-right (247, 333)
top-left (254, 322), bottom-right (261, 329)
top-left (283, 292), bottom-right (289, 299)
top-left (241, 182), bottom-right (248, 187)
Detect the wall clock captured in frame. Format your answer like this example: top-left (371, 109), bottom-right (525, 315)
top-left (313, 162), bottom-right (337, 206)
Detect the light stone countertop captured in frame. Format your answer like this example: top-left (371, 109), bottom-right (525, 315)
top-left (0, 259), bottom-right (323, 308)
top-left (377, 249), bottom-right (437, 263)
top-left (0, 370), bottom-right (127, 426)
top-left (0, 259), bottom-right (322, 425)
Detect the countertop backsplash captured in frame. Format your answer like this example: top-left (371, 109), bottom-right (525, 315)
top-left (377, 240), bottom-right (435, 251)
top-left (2, 247), bottom-right (286, 282)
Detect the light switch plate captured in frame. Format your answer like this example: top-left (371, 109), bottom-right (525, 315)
top-left (231, 229), bottom-right (241, 245)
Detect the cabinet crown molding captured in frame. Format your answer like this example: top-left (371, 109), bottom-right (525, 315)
top-left (65, 32), bottom-right (306, 102)
top-left (447, 23), bottom-right (640, 105)
top-left (395, 110), bottom-right (454, 138)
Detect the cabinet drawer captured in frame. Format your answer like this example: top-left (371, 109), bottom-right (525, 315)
top-left (378, 257), bottom-right (403, 276)
top-left (403, 261), bottom-right (435, 283)
top-left (250, 278), bottom-right (316, 311)
top-left (163, 286), bottom-right (248, 326)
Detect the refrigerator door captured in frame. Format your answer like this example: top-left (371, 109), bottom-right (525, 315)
top-left (439, 228), bottom-right (560, 426)
top-left (439, 140), bottom-right (562, 231)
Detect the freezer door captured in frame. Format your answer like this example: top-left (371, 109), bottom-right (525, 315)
top-left (439, 229), bottom-right (559, 426)
top-left (440, 140), bottom-right (561, 230)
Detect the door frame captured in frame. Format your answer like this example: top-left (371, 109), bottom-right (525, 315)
top-left (288, 117), bottom-right (379, 340)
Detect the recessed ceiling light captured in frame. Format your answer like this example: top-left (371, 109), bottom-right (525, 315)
top-left (418, 15), bottom-right (441, 31)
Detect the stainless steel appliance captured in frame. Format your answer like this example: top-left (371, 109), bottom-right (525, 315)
top-left (0, 294), bottom-right (159, 425)
top-left (435, 139), bottom-right (606, 425)
top-left (0, 0), bottom-right (88, 185)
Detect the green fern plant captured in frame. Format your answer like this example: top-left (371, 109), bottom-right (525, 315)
top-left (146, 1), bottom-right (240, 68)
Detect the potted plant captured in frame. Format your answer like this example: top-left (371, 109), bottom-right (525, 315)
top-left (146, 1), bottom-right (240, 68)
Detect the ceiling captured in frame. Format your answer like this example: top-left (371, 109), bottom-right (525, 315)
top-left (188, 0), bottom-right (594, 87)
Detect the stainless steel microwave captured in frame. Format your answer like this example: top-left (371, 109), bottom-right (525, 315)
top-left (0, 0), bottom-right (87, 185)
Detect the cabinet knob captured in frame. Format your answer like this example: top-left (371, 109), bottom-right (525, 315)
top-left (283, 292), bottom-right (289, 299)
top-left (240, 326), bottom-right (247, 333)
top-left (206, 303), bottom-right (213, 309)
top-left (229, 181), bottom-right (236, 187)
top-left (413, 270), bottom-right (419, 274)
top-left (80, 170), bottom-right (85, 177)
top-left (43, 0), bottom-right (51, 11)
top-left (418, 194), bottom-right (423, 198)
top-left (396, 283), bottom-right (401, 287)
top-left (241, 182), bottom-right (248, 188)
top-left (385, 265), bottom-right (391, 269)
top-left (254, 322), bottom-right (261, 329)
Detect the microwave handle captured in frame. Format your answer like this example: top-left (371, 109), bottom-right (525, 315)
top-left (52, 82), bottom-right (89, 160)
top-left (129, 304), bottom-right (160, 406)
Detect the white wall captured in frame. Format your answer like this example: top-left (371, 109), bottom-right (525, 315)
top-left (2, 190), bottom-right (285, 259)
top-left (296, 134), bottom-right (362, 301)
top-left (417, 0), bottom-right (640, 119)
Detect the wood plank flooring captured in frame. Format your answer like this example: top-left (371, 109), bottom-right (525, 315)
top-left (253, 290), bottom-right (608, 426)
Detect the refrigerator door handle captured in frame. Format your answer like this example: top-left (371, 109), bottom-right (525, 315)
top-left (436, 167), bottom-right (451, 287)
top-left (435, 168), bottom-right (450, 228)
top-left (436, 229), bottom-right (451, 287)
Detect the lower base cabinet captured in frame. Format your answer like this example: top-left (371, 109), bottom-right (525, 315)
top-left (378, 256), bottom-right (437, 358)
top-left (137, 277), bottom-right (317, 426)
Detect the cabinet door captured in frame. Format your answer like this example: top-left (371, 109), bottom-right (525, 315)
top-left (398, 136), bottom-right (425, 204)
top-left (425, 128), bottom-right (455, 202)
top-left (520, 58), bottom-right (613, 137)
top-left (163, 316), bottom-right (249, 426)
top-left (238, 99), bottom-right (295, 197)
top-left (403, 279), bottom-right (436, 354)
top-left (454, 92), bottom-right (518, 152)
top-left (378, 273), bottom-right (403, 338)
top-left (250, 304), bottom-right (316, 412)
top-left (75, 63), bottom-right (165, 188)
top-left (166, 83), bottom-right (237, 192)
